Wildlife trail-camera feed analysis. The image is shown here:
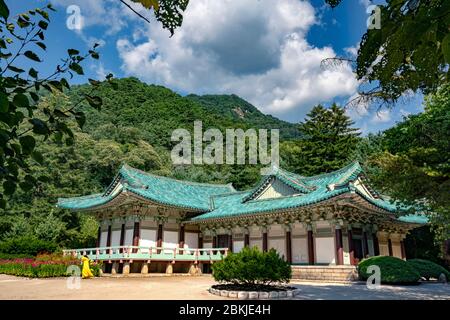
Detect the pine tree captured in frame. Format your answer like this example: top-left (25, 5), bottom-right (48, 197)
top-left (284, 104), bottom-right (360, 176)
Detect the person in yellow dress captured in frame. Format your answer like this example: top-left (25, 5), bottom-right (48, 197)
top-left (81, 255), bottom-right (94, 279)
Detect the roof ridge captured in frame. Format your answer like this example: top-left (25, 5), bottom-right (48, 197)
top-left (275, 169), bottom-right (315, 191)
top-left (120, 164), bottom-right (235, 190)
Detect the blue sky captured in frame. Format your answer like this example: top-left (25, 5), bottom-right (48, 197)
top-left (7, 0), bottom-right (424, 134)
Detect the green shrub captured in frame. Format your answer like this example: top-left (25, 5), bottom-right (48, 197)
top-left (211, 246), bottom-right (291, 286)
top-left (0, 236), bottom-right (57, 256)
top-left (407, 259), bottom-right (450, 281)
top-left (358, 256), bottom-right (420, 284)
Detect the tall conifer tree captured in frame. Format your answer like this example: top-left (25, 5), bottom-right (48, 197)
top-left (283, 104), bottom-right (360, 176)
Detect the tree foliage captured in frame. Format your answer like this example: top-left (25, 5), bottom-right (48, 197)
top-left (368, 84), bottom-right (450, 244)
top-left (0, 3), bottom-right (109, 208)
top-left (281, 104), bottom-right (360, 176)
top-left (324, 0), bottom-right (450, 108)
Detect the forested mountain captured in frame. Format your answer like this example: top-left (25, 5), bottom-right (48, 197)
top-left (186, 94), bottom-right (300, 140)
top-left (71, 77), bottom-right (300, 149)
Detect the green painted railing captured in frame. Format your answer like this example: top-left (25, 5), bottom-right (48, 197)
top-left (62, 246), bottom-right (229, 263)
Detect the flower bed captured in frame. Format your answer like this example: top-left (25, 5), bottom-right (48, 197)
top-left (0, 257), bottom-right (102, 278)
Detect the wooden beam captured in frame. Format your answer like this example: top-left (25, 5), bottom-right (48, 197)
top-left (119, 223), bottom-right (125, 253)
top-left (262, 232), bottom-right (268, 252)
top-left (400, 240), bottom-right (406, 259)
top-left (96, 226), bottom-right (101, 248)
top-left (335, 227), bottom-right (344, 265)
top-left (373, 232), bottom-right (380, 256)
top-left (179, 224), bottom-right (185, 249)
top-left (363, 231), bottom-right (369, 258)
top-left (347, 228), bottom-right (355, 265)
top-left (307, 229), bottom-right (315, 265)
top-left (132, 221), bottom-right (140, 253)
top-left (286, 231), bottom-right (292, 264)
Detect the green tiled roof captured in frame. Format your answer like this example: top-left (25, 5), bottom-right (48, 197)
top-left (57, 164), bottom-right (234, 211)
top-left (191, 161), bottom-right (400, 221)
top-left (57, 161), bottom-right (428, 226)
top-left (397, 214), bottom-right (429, 224)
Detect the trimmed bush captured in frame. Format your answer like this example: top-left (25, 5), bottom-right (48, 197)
top-left (0, 236), bottom-right (57, 256)
top-left (407, 259), bottom-right (450, 281)
top-left (212, 246), bottom-right (291, 286)
top-left (358, 256), bottom-right (420, 284)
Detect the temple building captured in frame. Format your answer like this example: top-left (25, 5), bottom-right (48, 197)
top-left (59, 161), bottom-right (427, 277)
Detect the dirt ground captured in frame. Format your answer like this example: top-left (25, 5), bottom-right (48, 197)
top-left (0, 274), bottom-right (449, 300)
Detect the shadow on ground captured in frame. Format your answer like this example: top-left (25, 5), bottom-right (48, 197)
top-left (290, 281), bottom-right (450, 300)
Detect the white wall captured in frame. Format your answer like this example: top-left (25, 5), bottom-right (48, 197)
top-left (139, 229), bottom-right (156, 253)
top-left (233, 240), bottom-right (244, 253)
top-left (185, 232), bottom-right (198, 249)
top-left (203, 242), bottom-right (212, 249)
top-left (111, 230), bottom-right (121, 247)
top-left (292, 237), bottom-right (308, 263)
top-left (249, 239), bottom-right (262, 250)
top-left (100, 231), bottom-right (108, 247)
top-left (315, 237), bottom-right (336, 264)
top-left (269, 238), bottom-right (286, 260)
top-left (163, 230), bottom-right (178, 254)
top-left (124, 228), bottom-right (134, 246)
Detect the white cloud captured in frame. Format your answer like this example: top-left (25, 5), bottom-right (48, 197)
top-left (116, 0), bottom-right (358, 122)
top-left (359, 0), bottom-right (372, 9)
top-left (344, 93), bottom-right (369, 120)
top-left (370, 109), bottom-right (391, 123)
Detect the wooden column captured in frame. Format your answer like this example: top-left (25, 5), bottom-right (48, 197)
top-left (244, 233), bottom-right (250, 247)
top-left (363, 231), bottom-right (369, 258)
top-left (307, 228), bottom-right (315, 265)
top-left (285, 230), bottom-right (292, 264)
top-left (400, 240), bottom-right (406, 259)
top-left (179, 225), bottom-right (185, 249)
top-left (228, 234), bottom-right (233, 252)
top-left (132, 221), bottom-right (140, 253)
top-left (335, 227), bottom-right (344, 265)
top-left (212, 235), bottom-right (217, 255)
top-left (106, 225), bottom-right (112, 254)
top-left (347, 228), bottom-right (355, 265)
top-left (262, 231), bottom-right (268, 252)
top-left (373, 232), bottom-right (380, 256)
top-left (106, 225), bottom-right (112, 246)
top-left (119, 223), bottom-right (125, 253)
top-left (156, 223), bottom-right (163, 253)
top-left (96, 226), bottom-right (101, 248)
top-left (388, 238), bottom-right (393, 256)
top-left (198, 233), bottom-right (203, 249)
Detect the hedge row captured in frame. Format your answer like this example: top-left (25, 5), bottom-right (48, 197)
top-left (0, 258), bottom-right (102, 278)
top-left (407, 259), bottom-right (450, 281)
top-left (358, 256), bottom-right (449, 284)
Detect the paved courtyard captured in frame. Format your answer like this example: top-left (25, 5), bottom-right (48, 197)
top-left (0, 274), bottom-right (449, 300)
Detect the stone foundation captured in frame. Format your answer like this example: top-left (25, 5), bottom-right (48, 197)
top-left (291, 265), bottom-right (358, 282)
